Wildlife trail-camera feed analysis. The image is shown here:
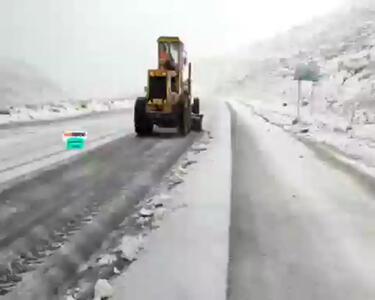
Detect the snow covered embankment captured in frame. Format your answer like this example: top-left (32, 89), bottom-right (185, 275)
top-left (215, 4), bottom-right (375, 178)
top-left (239, 99), bottom-right (375, 179)
top-left (0, 98), bottom-right (133, 125)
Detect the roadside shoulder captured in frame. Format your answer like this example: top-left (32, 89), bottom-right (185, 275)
top-left (110, 102), bottom-right (232, 300)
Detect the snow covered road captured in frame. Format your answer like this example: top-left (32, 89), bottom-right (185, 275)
top-left (110, 101), bottom-right (231, 300)
top-left (0, 110), bottom-right (201, 298)
top-left (0, 109), bottom-right (133, 188)
top-left (227, 102), bottom-right (375, 300)
top-left (2, 98), bottom-right (375, 299)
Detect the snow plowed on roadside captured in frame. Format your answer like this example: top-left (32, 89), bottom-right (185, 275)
top-left (237, 99), bottom-right (375, 179)
top-left (58, 102), bottom-right (231, 300)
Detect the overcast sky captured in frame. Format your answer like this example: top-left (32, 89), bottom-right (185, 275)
top-left (0, 0), bottom-right (343, 98)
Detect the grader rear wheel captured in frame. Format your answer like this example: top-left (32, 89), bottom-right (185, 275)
top-left (178, 103), bottom-right (191, 136)
top-left (192, 97), bottom-right (200, 114)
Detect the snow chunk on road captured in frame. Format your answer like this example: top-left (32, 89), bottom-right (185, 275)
top-left (97, 254), bottom-right (117, 266)
top-left (115, 235), bottom-right (144, 261)
top-left (191, 143), bottom-right (208, 153)
top-left (167, 173), bottom-right (184, 190)
top-left (139, 207), bottom-right (154, 217)
top-left (147, 193), bottom-right (170, 208)
top-left (94, 279), bottom-right (114, 300)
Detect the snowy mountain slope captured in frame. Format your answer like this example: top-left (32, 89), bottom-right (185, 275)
top-left (218, 2), bottom-right (375, 122)
top-left (0, 58), bottom-right (135, 125)
top-left (204, 2), bottom-right (375, 176)
top-left (0, 59), bottom-right (65, 107)
top-left (0, 98), bottom-right (133, 126)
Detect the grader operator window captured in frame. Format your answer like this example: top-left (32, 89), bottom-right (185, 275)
top-left (159, 42), bottom-right (179, 71)
top-left (169, 43), bottom-right (179, 65)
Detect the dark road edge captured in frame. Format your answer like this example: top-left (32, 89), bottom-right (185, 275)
top-left (225, 102), bottom-right (236, 300)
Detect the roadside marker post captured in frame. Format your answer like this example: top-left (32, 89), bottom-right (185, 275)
top-left (294, 61), bottom-right (320, 123)
top-left (297, 79), bottom-right (301, 121)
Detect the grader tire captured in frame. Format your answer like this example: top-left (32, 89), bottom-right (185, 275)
top-left (134, 97), bottom-right (153, 136)
top-left (192, 97), bottom-right (200, 114)
top-left (178, 104), bottom-right (191, 136)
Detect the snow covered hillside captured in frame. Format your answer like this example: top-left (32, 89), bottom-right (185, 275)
top-left (207, 2), bottom-right (375, 174)
top-left (0, 59), bottom-right (134, 125)
top-left (219, 2), bottom-right (375, 121)
top-left (0, 98), bottom-right (133, 125)
top-left (0, 59), bottom-right (64, 107)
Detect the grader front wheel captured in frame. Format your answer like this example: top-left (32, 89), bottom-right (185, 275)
top-left (134, 97), bottom-right (153, 136)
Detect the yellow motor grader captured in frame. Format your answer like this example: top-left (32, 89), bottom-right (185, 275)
top-left (134, 36), bottom-right (203, 136)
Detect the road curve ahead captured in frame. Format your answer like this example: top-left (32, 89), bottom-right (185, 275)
top-left (227, 103), bottom-right (375, 300)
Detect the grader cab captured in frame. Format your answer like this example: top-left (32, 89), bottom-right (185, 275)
top-left (134, 36), bottom-right (203, 136)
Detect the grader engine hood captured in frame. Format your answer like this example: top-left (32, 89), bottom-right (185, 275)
top-left (147, 70), bottom-right (178, 113)
top-left (148, 70), bottom-right (167, 100)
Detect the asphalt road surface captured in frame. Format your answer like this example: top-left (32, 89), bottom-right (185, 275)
top-left (0, 113), bottom-right (200, 298)
top-left (0, 109), bottom-right (133, 186)
top-left (227, 105), bottom-right (375, 300)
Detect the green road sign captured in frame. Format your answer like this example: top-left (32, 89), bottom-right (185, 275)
top-left (294, 62), bottom-right (320, 82)
top-left (66, 137), bottom-right (86, 150)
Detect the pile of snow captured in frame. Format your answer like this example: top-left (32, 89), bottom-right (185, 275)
top-left (115, 235), bottom-right (144, 262)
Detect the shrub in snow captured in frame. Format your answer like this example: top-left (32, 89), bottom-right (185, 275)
top-left (338, 53), bottom-right (370, 75)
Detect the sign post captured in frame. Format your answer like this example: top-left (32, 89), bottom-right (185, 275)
top-left (293, 62), bottom-right (320, 123)
top-left (310, 81), bottom-right (317, 115)
top-left (297, 80), bottom-right (301, 121)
